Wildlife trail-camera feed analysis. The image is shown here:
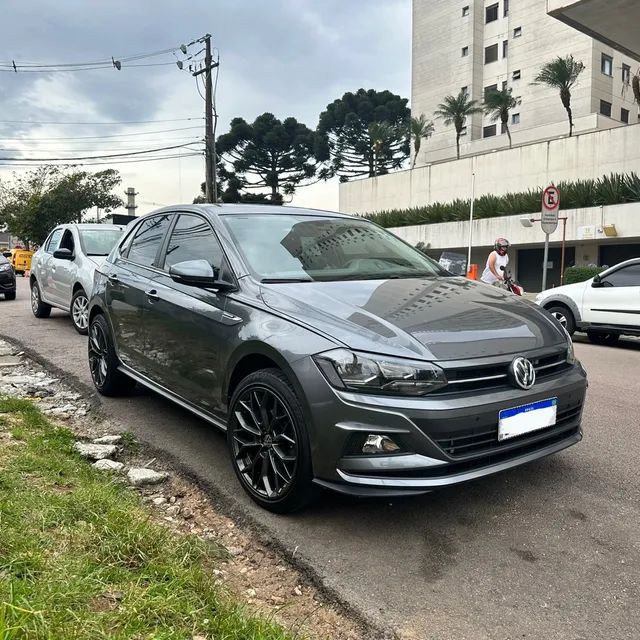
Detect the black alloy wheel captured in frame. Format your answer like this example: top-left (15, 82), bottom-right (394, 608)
top-left (88, 314), bottom-right (136, 396)
top-left (227, 369), bottom-right (314, 513)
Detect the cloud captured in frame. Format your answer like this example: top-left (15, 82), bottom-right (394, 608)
top-left (0, 0), bottom-right (411, 213)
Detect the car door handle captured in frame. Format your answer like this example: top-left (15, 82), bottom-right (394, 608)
top-left (145, 289), bottom-right (160, 301)
top-left (107, 273), bottom-right (121, 284)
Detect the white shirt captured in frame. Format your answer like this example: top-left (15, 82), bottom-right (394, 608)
top-left (481, 251), bottom-right (509, 284)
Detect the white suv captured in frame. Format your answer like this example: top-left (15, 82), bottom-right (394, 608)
top-left (30, 224), bottom-right (124, 334)
top-left (536, 258), bottom-right (640, 345)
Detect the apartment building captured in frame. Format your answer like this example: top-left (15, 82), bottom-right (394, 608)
top-left (412, 0), bottom-right (638, 165)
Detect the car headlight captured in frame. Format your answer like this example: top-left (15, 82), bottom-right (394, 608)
top-left (0, 263), bottom-right (12, 272)
top-left (566, 337), bottom-right (576, 365)
top-left (313, 349), bottom-right (447, 396)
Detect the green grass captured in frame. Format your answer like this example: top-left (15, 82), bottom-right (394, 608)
top-left (0, 398), bottom-right (292, 640)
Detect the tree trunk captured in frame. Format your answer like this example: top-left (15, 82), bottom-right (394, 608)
top-left (561, 87), bottom-right (573, 136)
top-left (455, 131), bottom-right (461, 159)
top-left (503, 117), bottom-right (512, 148)
top-left (412, 141), bottom-right (420, 169)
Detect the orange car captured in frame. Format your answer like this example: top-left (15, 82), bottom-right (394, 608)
top-left (10, 249), bottom-right (34, 276)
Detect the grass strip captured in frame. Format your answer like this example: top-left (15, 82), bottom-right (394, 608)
top-left (0, 397), bottom-right (293, 640)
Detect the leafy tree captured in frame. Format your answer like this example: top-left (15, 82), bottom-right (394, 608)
top-left (410, 114), bottom-right (435, 168)
top-left (216, 113), bottom-right (320, 202)
top-left (533, 55), bottom-right (585, 136)
top-left (483, 88), bottom-right (521, 148)
top-left (316, 88), bottom-right (410, 181)
top-left (434, 90), bottom-right (482, 160)
top-left (0, 166), bottom-right (123, 246)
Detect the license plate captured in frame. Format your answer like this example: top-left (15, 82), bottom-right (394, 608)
top-left (498, 398), bottom-right (557, 442)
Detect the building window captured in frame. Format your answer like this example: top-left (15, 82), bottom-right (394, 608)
top-left (601, 53), bottom-right (613, 76)
top-left (513, 26), bottom-right (522, 38)
top-left (486, 3), bottom-right (499, 23)
top-left (462, 5), bottom-right (470, 16)
top-left (483, 124), bottom-right (497, 138)
top-left (512, 113), bottom-right (520, 124)
top-left (502, 40), bottom-right (508, 58)
top-left (462, 46), bottom-right (469, 57)
top-left (621, 108), bottom-right (630, 123)
top-left (460, 126), bottom-right (468, 137)
top-left (484, 84), bottom-right (498, 99)
top-left (502, 80), bottom-right (508, 90)
top-left (485, 44), bottom-right (499, 64)
top-left (622, 63), bottom-right (631, 84)
top-left (504, 0), bottom-right (509, 17)
top-left (512, 69), bottom-right (521, 80)
top-left (600, 100), bottom-right (612, 117)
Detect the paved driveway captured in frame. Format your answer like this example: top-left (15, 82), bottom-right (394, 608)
top-left (1, 277), bottom-right (638, 639)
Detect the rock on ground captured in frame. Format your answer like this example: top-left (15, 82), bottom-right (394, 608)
top-left (74, 442), bottom-right (118, 460)
top-left (93, 435), bottom-right (122, 445)
top-left (93, 459), bottom-right (125, 472)
top-left (127, 468), bottom-right (169, 486)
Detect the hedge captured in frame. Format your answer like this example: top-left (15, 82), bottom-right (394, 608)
top-left (364, 172), bottom-right (640, 229)
top-left (564, 266), bottom-right (604, 285)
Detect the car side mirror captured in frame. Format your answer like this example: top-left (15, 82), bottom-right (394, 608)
top-left (169, 259), bottom-right (235, 291)
top-left (591, 275), bottom-right (602, 288)
top-left (53, 248), bottom-right (74, 261)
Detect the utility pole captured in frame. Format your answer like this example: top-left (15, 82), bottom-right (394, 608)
top-left (193, 34), bottom-right (218, 203)
top-left (124, 187), bottom-right (138, 216)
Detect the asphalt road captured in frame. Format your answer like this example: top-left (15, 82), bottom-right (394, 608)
top-left (1, 277), bottom-right (639, 640)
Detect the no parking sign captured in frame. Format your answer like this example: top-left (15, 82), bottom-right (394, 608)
top-left (541, 185), bottom-right (560, 235)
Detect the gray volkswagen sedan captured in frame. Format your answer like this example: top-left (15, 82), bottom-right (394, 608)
top-left (88, 205), bottom-right (587, 512)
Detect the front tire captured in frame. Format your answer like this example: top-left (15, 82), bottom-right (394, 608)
top-left (71, 288), bottom-right (90, 334)
top-left (227, 369), bottom-right (315, 513)
top-left (88, 314), bottom-right (136, 396)
top-left (546, 304), bottom-right (576, 335)
top-left (31, 281), bottom-right (51, 318)
top-left (587, 331), bottom-right (620, 346)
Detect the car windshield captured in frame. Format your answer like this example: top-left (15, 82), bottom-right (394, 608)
top-left (222, 214), bottom-right (447, 282)
top-left (79, 228), bottom-right (123, 256)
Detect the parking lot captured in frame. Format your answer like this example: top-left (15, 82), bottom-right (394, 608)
top-left (1, 276), bottom-right (639, 640)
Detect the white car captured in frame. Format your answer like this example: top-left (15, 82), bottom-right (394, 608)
top-left (30, 224), bottom-right (124, 334)
top-left (536, 258), bottom-right (640, 345)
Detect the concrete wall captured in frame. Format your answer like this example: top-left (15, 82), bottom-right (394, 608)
top-left (339, 122), bottom-right (640, 215)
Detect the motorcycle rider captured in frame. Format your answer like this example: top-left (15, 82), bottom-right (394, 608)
top-left (481, 238), bottom-right (510, 285)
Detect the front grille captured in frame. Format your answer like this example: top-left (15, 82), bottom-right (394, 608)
top-left (435, 404), bottom-right (582, 458)
top-left (435, 351), bottom-right (571, 395)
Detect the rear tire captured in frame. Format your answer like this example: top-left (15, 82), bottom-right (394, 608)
top-left (4, 291), bottom-right (16, 300)
top-left (546, 304), bottom-right (576, 336)
top-left (88, 314), bottom-right (136, 396)
top-left (71, 288), bottom-right (90, 335)
top-left (227, 368), bottom-right (315, 513)
top-left (31, 281), bottom-right (51, 318)
top-left (587, 331), bottom-right (620, 346)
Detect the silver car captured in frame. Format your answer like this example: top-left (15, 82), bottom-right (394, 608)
top-left (30, 224), bottom-right (124, 334)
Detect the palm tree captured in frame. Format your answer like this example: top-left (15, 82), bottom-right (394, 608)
top-left (483, 88), bottom-right (521, 148)
top-left (368, 122), bottom-right (395, 176)
top-left (434, 90), bottom-right (482, 159)
top-left (410, 114), bottom-right (435, 168)
top-left (533, 55), bottom-right (585, 136)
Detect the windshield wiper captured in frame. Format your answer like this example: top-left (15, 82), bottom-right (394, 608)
top-left (260, 277), bottom-right (313, 283)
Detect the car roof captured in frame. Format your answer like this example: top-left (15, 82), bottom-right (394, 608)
top-left (66, 223), bottom-right (124, 230)
top-left (141, 203), bottom-right (357, 221)
top-left (602, 257), bottom-right (640, 272)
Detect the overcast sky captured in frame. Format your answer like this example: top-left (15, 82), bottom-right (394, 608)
top-left (0, 0), bottom-right (411, 215)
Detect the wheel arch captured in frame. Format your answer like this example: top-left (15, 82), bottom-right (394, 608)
top-left (542, 294), bottom-right (581, 324)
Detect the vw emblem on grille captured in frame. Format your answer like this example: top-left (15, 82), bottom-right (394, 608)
top-left (509, 357), bottom-right (536, 390)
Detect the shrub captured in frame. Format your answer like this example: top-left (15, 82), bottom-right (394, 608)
top-left (564, 265), bottom-right (603, 285)
top-left (365, 172), bottom-right (640, 228)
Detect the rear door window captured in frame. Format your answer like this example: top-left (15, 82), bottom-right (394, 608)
top-left (124, 214), bottom-right (172, 268)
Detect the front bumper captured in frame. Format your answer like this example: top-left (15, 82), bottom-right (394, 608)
top-left (293, 354), bottom-right (587, 497)
top-left (0, 271), bottom-right (16, 292)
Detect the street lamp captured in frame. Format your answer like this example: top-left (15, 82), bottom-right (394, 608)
top-left (519, 215), bottom-right (569, 286)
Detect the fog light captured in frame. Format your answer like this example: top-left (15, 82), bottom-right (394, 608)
top-left (362, 434), bottom-right (401, 454)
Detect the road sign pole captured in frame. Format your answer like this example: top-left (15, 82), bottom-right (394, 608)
top-left (542, 233), bottom-right (550, 291)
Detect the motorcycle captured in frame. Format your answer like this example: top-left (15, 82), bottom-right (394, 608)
top-left (499, 266), bottom-right (524, 296)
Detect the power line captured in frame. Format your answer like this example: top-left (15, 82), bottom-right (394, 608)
top-left (0, 151), bottom-right (203, 168)
top-left (0, 61), bottom-right (189, 73)
top-left (0, 141), bottom-right (204, 153)
top-left (0, 126), bottom-right (203, 141)
top-left (0, 117), bottom-right (202, 126)
top-left (0, 141), bottom-right (200, 162)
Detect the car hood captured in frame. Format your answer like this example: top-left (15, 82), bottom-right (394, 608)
top-left (85, 255), bottom-right (107, 268)
top-left (260, 277), bottom-right (566, 361)
top-left (538, 279), bottom-right (589, 300)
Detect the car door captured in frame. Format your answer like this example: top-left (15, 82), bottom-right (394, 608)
top-left (581, 263), bottom-right (640, 328)
top-left (104, 213), bottom-right (173, 375)
top-left (51, 227), bottom-right (79, 309)
top-left (142, 212), bottom-right (238, 417)
top-left (37, 227), bottom-right (64, 304)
